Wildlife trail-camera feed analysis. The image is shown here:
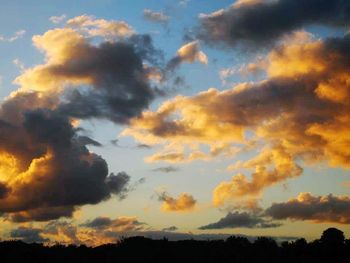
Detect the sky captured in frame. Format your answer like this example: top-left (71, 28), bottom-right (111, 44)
top-left (0, 0), bottom-right (349, 246)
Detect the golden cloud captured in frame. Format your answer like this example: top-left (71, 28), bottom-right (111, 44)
top-left (124, 32), bottom-right (350, 204)
top-left (158, 192), bottom-right (197, 212)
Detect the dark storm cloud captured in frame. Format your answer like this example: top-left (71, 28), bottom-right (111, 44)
top-left (0, 22), bottom-right (166, 222)
top-left (199, 212), bottom-right (281, 230)
top-left (0, 106), bottom-right (131, 222)
top-left (198, 0), bottom-right (350, 48)
top-left (56, 35), bottom-right (163, 123)
top-left (265, 193), bottom-right (350, 224)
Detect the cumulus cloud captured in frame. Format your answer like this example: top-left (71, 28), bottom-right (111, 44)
top-left (14, 27), bottom-right (162, 123)
top-left (167, 41), bottom-right (208, 70)
top-left (266, 193), bottom-right (350, 224)
top-left (198, 0), bottom-right (350, 48)
top-left (123, 32), bottom-right (350, 203)
top-left (157, 192), bottom-right (196, 212)
top-left (0, 16), bottom-right (162, 222)
top-left (0, 107), bottom-right (132, 222)
top-left (143, 9), bottom-right (169, 24)
top-left (199, 211), bottom-right (281, 230)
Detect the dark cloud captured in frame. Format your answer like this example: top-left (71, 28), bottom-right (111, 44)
top-left (0, 106), bottom-right (130, 222)
top-left (198, 0), bottom-right (350, 48)
top-left (0, 182), bottom-right (10, 199)
top-left (0, 24), bottom-right (165, 222)
top-left (56, 35), bottom-right (163, 123)
top-left (10, 227), bottom-right (49, 243)
top-left (265, 193), bottom-right (350, 224)
top-left (83, 216), bottom-right (146, 231)
top-left (76, 136), bottom-right (102, 147)
top-left (162, 226), bottom-right (178, 232)
top-left (136, 143), bottom-right (152, 149)
top-left (106, 172), bottom-right (131, 199)
top-left (199, 212), bottom-right (281, 230)
top-left (152, 166), bottom-right (179, 173)
top-left (83, 217), bottom-right (113, 229)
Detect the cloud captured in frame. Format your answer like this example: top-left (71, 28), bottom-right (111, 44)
top-left (7, 219), bottom-right (296, 245)
top-left (213, 145), bottom-right (303, 206)
top-left (152, 166), bottom-right (179, 173)
top-left (167, 41), bottom-right (208, 70)
top-left (0, 30), bottom-right (25, 42)
top-left (0, 17), bottom-right (162, 221)
top-left (10, 227), bottom-right (49, 243)
top-left (162, 226), bottom-right (178, 232)
top-left (199, 211), bottom-right (281, 230)
top-left (143, 9), bottom-right (170, 24)
top-left (49, 14), bottom-right (66, 24)
top-left (83, 216), bottom-right (146, 231)
top-left (15, 27), bottom-right (162, 124)
top-left (197, 0), bottom-right (350, 48)
top-left (0, 107), bottom-right (132, 222)
top-left (66, 15), bottom-right (134, 39)
top-left (266, 192), bottom-right (350, 224)
top-left (123, 32), bottom-right (350, 202)
top-left (158, 192), bottom-right (196, 212)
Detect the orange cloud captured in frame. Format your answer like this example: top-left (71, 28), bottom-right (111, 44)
top-left (124, 32), bottom-right (350, 204)
top-left (213, 145), bottom-right (303, 206)
top-left (158, 192), bottom-right (197, 212)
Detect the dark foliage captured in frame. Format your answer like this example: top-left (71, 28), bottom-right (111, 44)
top-left (0, 228), bottom-right (348, 263)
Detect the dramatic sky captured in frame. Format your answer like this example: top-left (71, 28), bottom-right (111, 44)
top-left (0, 0), bottom-right (349, 245)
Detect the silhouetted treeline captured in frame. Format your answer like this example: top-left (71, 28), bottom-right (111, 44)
top-left (0, 228), bottom-right (348, 263)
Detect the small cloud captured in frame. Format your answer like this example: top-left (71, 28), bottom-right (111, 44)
top-left (157, 191), bottom-right (197, 212)
top-left (167, 41), bottom-right (208, 71)
top-left (137, 143), bottom-right (152, 149)
top-left (152, 166), bottom-right (179, 173)
top-left (13, 58), bottom-right (25, 72)
top-left (49, 14), bottom-right (67, 24)
top-left (0, 30), bottom-right (25, 42)
top-left (162, 226), bottom-right (178, 232)
top-left (143, 9), bottom-right (170, 24)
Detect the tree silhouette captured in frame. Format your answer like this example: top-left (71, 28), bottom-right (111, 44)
top-left (0, 227), bottom-right (348, 263)
top-left (320, 227), bottom-right (345, 246)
